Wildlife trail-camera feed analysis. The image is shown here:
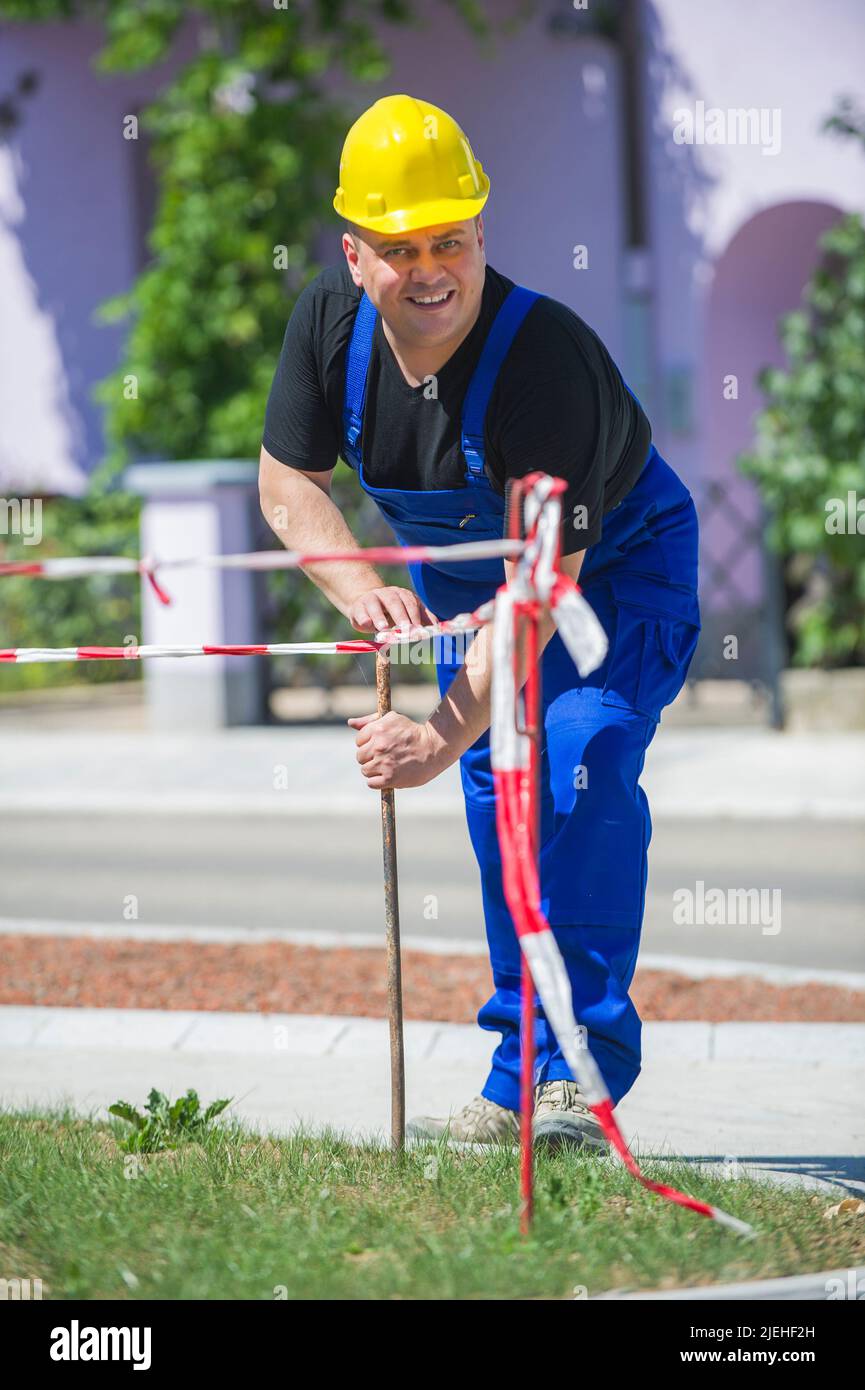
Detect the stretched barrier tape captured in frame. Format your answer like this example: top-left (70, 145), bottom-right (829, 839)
top-left (0, 537), bottom-right (524, 606)
top-left (0, 642), bottom-right (378, 663)
top-left (0, 601), bottom-right (498, 664)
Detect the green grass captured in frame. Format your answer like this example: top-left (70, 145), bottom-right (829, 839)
top-left (1, 1109), bottom-right (862, 1300)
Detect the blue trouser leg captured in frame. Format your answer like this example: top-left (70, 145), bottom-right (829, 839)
top-left (476, 928), bottom-right (644, 1109)
top-left (465, 693), bottom-right (656, 1111)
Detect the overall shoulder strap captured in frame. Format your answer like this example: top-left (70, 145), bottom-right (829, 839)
top-left (342, 291), bottom-right (378, 470)
top-left (461, 285), bottom-right (541, 485)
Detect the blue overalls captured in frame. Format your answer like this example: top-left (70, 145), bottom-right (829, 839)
top-left (344, 285), bottom-right (700, 1109)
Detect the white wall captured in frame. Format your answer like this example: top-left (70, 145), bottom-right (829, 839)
top-left (0, 18), bottom-right (197, 493)
top-left (649, 0), bottom-right (864, 258)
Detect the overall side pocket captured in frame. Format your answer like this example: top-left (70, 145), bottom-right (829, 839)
top-left (600, 599), bottom-right (700, 720)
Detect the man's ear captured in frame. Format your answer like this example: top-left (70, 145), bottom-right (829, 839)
top-left (342, 226), bottom-right (364, 288)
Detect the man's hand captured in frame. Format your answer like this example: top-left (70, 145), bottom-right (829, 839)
top-left (348, 710), bottom-right (450, 790)
top-left (348, 587), bottom-right (438, 634)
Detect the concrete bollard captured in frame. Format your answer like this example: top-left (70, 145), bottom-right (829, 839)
top-left (123, 460), bottom-right (267, 730)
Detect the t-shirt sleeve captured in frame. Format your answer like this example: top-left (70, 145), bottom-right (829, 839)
top-left (494, 358), bottom-right (604, 557)
top-left (262, 283), bottom-right (340, 472)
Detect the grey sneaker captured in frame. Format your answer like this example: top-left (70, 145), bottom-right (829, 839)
top-left (532, 1079), bottom-right (608, 1153)
top-left (407, 1095), bottom-right (519, 1144)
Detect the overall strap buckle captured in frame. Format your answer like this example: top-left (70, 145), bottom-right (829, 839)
top-left (462, 433), bottom-right (486, 482)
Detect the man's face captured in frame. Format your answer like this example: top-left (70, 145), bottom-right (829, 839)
top-left (343, 217), bottom-right (486, 351)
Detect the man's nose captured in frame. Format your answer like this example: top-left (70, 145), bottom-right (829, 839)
top-left (408, 249), bottom-right (442, 279)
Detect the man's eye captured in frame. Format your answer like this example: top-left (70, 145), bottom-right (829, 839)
top-left (384, 241), bottom-right (459, 258)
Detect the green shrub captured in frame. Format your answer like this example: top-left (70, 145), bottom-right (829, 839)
top-left (738, 104), bottom-right (865, 668)
top-left (0, 492), bottom-right (141, 690)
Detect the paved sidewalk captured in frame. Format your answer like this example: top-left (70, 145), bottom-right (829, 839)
top-left (0, 726), bottom-right (862, 817)
top-left (1, 1007), bottom-right (863, 1195)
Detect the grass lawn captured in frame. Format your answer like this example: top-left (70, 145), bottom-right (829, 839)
top-left (1, 1110), bottom-right (862, 1300)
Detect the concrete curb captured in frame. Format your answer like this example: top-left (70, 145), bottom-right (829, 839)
top-left (1, 1006), bottom-right (864, 1064)
top-left (594, 1266), bottom-right (865, 1300)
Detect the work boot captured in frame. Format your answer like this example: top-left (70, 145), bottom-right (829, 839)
top-left (407, 1095), bottom-right (519, 1144)
top-left (532, 1079), bottom-right (608, 1154)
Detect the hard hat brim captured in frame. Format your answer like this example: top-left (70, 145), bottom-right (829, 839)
top-left (334, 186), bottom-right (489, 237)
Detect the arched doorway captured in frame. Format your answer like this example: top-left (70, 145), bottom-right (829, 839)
top-left (693, 200), bottom-right (844, 709)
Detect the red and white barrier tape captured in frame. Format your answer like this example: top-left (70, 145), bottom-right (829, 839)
top-left (0, 537), bottom-right (523, 606)
top-left (490, 482), bottom-right (753, 1237)
top-left (0, 600), bottom-right (497, 664)
top-left (0, 641), bottom-right (379, 663)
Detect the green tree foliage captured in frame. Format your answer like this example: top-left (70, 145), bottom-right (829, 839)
top-left (739, 104), bottom-right (865, 668)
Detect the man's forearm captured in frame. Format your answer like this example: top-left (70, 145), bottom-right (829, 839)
top-left (427, 610), bottom-right (558, 763)
top-left (260, 458), bottom-right (385, 617)
top-left (426, 550), bottom-right (584, 766)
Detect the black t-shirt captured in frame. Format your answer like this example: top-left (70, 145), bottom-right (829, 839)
top-left (262, 262), bottom-right (651, 554)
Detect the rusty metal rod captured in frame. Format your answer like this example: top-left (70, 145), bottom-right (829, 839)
top-left (376, 649), bottom-right (405, 1150)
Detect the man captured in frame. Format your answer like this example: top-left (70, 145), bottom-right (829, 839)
top-left (260, 94), bottom-right (700, 1150)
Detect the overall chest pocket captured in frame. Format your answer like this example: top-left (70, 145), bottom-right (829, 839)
top-left (441, 508), bottom-right (504, 540)
top-left (399, 506), bottom-right (506, 588)
top-left (387, 505), bottom-right (502, 543)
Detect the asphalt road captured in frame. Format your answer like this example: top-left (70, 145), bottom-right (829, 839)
top-left (1, 812), bottom-right (862, 974)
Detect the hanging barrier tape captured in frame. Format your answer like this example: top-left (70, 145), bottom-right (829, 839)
top-left (0, 474), bottom-right (753, 1236)
top-left (492, 472), bottom-right (753, 1238)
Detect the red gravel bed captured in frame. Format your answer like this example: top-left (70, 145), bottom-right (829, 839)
top-left (1, 935), bottom-right (863, 1023)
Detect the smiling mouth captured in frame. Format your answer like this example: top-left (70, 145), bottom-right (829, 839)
top-left (406, 289), bottom-right (456, 309)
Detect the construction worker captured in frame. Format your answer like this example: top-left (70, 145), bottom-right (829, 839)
top-left (260, 95), bottom-right (700, 1150)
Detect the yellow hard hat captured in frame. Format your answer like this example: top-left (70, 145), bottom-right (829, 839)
top-left (333, 94), bottom-right (490, 235)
